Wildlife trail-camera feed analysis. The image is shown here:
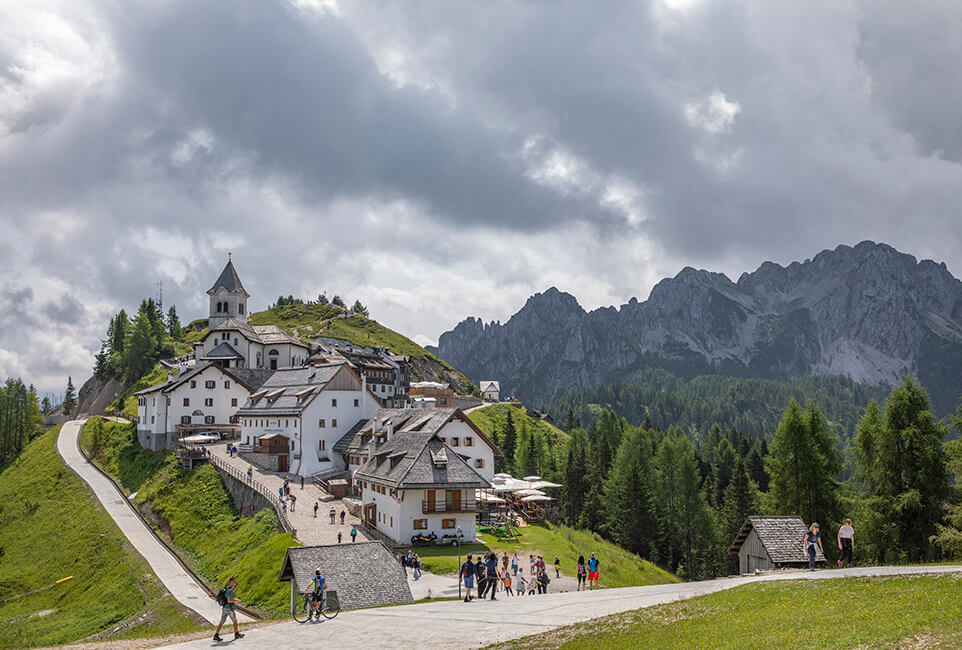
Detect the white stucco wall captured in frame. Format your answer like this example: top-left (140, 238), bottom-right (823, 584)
top-left (361, 486), bottom-right (478, 545)
top-left (436, 420), bottom-right (496, 483)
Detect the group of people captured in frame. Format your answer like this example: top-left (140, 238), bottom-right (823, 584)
top-left (803, 518), bottom-right (856, 571)
top-left (575, 552), bottom-right (601, 590)
top-left (459, 552), bottom-right (573, 601)
top-left (399, 551), bottom-right (424, 580)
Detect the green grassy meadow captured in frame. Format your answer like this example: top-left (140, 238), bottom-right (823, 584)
top-left (496, 574), bottom-right (962, 649)
top-left (81, 419), bottom-right (297, 616)
top-left (414, 521), bottom-right (677, 587)
top-left (468, 403), bottom-right (570, 447)
top-left (0, 427), bottom-right (203, 647)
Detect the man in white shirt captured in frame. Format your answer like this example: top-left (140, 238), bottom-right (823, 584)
top-left (837, 518), bottom-right (855, 568)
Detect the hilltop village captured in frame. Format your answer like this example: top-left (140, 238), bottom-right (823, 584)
top-left (134, 260), bottom-right (503, 546)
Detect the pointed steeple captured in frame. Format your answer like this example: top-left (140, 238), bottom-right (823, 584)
top-left (207, 259), bottom-right (249, 297)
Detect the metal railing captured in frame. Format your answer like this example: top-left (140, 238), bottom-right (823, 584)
top-left (421, 499), bottom-right (479, 514)
top-left (183, 442), bottom-right (297, 537)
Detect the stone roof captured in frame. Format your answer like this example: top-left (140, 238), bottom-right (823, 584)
top-left (237, 363), bottom-right (347, 416)
top-left (729, 516), bottom-right (825, 564)
top-left (254, 324), bottom-right (306, 346)
top-left (207, 260), bottom-right (248, 296)
top-left (221, 367), bottom-right (275, 392)
top-left (134, 361), bottom-right (270, 396)
top-left (481, 380), bottom-right (500, 392)
top-left (202, 341), bottom-right (244, 359)
top-left (354, 428), bottom-right (489, 490)
top-left (278, 542), bottom-right (412, 611)
top-left (203, 319), bottom-right (307, 348)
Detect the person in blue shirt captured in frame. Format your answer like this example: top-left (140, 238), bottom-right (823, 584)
top-left (803, 523), bottom-right (823, 571)
top-left (587, 552), bottom-right (600, 590)
top-left (304, 569), bottom-right (326, 618)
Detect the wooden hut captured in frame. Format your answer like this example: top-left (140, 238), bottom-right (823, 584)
top-left (729, 516), bottom-right (825, 574)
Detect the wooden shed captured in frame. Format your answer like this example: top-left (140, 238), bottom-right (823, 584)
top-left (730, 516), bottom-right (825, 574)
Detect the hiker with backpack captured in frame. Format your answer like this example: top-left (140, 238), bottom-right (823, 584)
top-left (213, 577), bottom-right (244, 642)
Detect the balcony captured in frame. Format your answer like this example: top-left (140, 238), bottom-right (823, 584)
top-left (421, 499), bottom-right (479, 514)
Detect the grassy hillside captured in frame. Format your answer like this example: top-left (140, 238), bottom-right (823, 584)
top-left (0, 427), bottom-right (202, 648)
top-left (496, 574), bottom-right (962, 649)
top-left (415, 521), bottom-right (677, 588)
top-left (250, 304), bottom-right (477, 393)
top-left (470, 403), bottom-right (570, 447)
top-left (81, 420), bottom-right (297, 616)
top-left (113, 362), bottom-right (176, 417)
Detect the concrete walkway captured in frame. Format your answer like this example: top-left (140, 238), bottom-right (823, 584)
top-left (206, 443), bottom-right (371, 546)
top-left (57, 420), bottom-right (250, 625)
top-left (161, 564), bottom-right (962, 648)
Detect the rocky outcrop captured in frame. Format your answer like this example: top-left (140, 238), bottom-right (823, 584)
top-left (430, 241), bottom-right (962, 414)
top-left (76, 375), bottom-right (125, 416)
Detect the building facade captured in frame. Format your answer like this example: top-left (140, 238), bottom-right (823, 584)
top-left (308, 338), bottom-right (409, 408)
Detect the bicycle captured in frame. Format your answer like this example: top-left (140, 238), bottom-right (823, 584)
top-left (292, 590), bottom-right (340, 622)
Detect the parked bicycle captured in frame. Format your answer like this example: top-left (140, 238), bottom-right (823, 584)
top-left (292, 589), bottom-right (340, 622)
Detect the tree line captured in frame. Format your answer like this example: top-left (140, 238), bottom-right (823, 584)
top-left (0, 379), bottom-right (45, 464)
top-left (494, 377), bottom-right (962, 579)
top-left (93, 298), bottom-right (182, 384)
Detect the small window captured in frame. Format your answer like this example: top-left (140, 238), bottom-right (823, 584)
top-left (318, 419), bottom-right (326, 428)
top-left (442, 519), bottom-right (456, 529)
top-left (181, 415), bottom-right (191, 424)
top-left (475, 458), bottom-right (485, 469)
top-left (451, 438), bottom-right (460, 447)
top-left (285, 419), bottom-right (289, 427)
top-left (205, 415), bottom-right (215, 424)
top-left (413, 519), bottom-right (428, 530)
top-left (331, 398), bottom-right (337, 407)
top-left (231, 398), bottom-right (238, 407)
top-left (465, 437), bottom-right (473, 447)
top-left (440, 398), bottom-right (447, 405)
top-left (354, 399), bottom-right (359, 407)
top-left (224, 380), bottom-right (231, 389)
top-left (440, 437), bottom-right (446, 443)
top-left (151, 415), bottom-right (155, 424)
top-left (239, 304), bottom-right (245, 314)
top-left (183, 398), bottom-right (190, 407)
top-left (190, 380), bottom-right (196, 388)
top-left (332, 419), bottom-right (338, 428)
top-left (204, 398), bottom-right (213, 407)
top-left (320, 440), bottom-right (326, 451)
top-left (205, 380), bottom-right (215, 389)
top-left (390, 517), bottom-right (393, 527)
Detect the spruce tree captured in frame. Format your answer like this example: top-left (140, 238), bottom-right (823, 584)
top-left (514, 419), bottom-right (535, 477)
top-left (578, 432), bottom-right (611, 532)
top-left (167, 305), bottom-right (182, 340)
top-left (111, 310), bottom-right (128, 356)
top-left (604, 428), bottom-right (658, 555)
top-left (63, 376), bottom-right (77, 416)
top-left (721, 456), bottom-right (755, 543)
top-left (123, 312), bottom-right (158, 381)
top-left (560, 430), bottom-right (589, 524)
top-left (500, 410), bottom-right (517, 472)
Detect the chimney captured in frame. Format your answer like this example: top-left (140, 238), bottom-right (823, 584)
top-left (386, 421), bottom-right (394, 440)
top-left (361, 373), bottom-right (367, 395)
top-left (367, 436), bottom-right (377, 461)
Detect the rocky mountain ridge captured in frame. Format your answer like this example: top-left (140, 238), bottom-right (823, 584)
top-left (429, 241), bottom-right (962, 414)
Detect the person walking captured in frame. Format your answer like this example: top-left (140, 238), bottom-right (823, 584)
top-left (514, 567), bottom-right (526, 597)
top-left (554, 555), bottom-right (561, 578)
top-left (350, 525), bottom-right (357, 543)
top-left (282, 499), bottom-right (287, 514)
top-left (499, 564), bottom-right (512, 596)
top-left (329, 507), bottom-right (336, 524)
top-left (413, 554), bottom-right (421, 580)
top-left (313, 501), bottom-right (319, 518)
top-left (537, 569), bottom-right (549, 594)
top-left (212, 577), bottom-right (244, 642)
top-left (246, 465), bottom-right (253, 481)
top-left (587, 552), bottom-right (600, 590)
top-left (837, 518), bottom-right (855, 568)
top-left (278, 486), bottom-right (284, 499)
top-left (340, 509), bottom-right (346, 525)
top-left (300, 475), bottom-right (304, 490)
top-left (337, 530), bottom-right (343, 544)
top-left (511, 553), bottom-right (519, 574)
top-left (577, 555), bottom-right (587, 591)
top-left (476, 557), bottom-right (488, 598)
top-left (484, 552), bottom-right (499, 600)
top-left (804, 522), bottom-right (824, 571)
top-left (461, 554), bottom-right (479, 602)
top-left (289, 493), bottom-right (296, 512)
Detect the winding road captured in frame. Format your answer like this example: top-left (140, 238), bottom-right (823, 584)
top-left (56, 420), bottom-right (251, 625)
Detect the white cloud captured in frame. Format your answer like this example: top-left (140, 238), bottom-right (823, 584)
top-left (685, 91), bottom-right (741, 134)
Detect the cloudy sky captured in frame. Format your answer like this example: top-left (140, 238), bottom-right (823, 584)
top-left (3, 0), bottom-right (962, 394)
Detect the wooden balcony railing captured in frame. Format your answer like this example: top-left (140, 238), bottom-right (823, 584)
top-left (422, 499), bottom-right (479, 514)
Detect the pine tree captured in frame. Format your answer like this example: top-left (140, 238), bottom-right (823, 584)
top-left (578, 432), bottom-right (611, 532)
top-left (711, 438), bottom-right (737, 507)
top-left (123, 312), bottom-right (158, 381)
top-left (745, 443), bottom-right (768, 491)
top-left (604, 428), bottom-right (658, 556)
top-left (167, 305), bottom-right (182, 340)
top-left (93, 342), bottom-right (109, 380)
top-left (63, 376), bottom-right (77, 416)
top-left (500, 410), bottom-right (517, 472)
top-left (40, 396), bottom-right (52, 415)
top-left (332, 295), bottom-right (345, 308)
top-left (721, 456), bottom-right (755, 543)
top-left (111, 310), bottom-right (128, 356)
top-left (514, 419), bottom-right (535, 477)
top-left (351, 300), bottom-right (369, 317)
top-left (560, 430), bottom-right (589, 524)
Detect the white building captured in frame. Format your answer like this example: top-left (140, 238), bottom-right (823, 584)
top-left (480, 380), bottom-right (500, 402)
top-left (353, 428), bottom-right (490, 545)
top-left (334, 407), bottom-right (500, 490)
top-left (134, 363), bottom-right (274, 451)
top-left (195, 258), bottom-right (309, 370)
top-left (237, 363), bottom-right (382, 476)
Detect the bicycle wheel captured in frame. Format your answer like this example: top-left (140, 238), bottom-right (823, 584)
top-left (320, 599), bottom-right (339, 619)
top-left (292, 594), bottom-right (312, 622)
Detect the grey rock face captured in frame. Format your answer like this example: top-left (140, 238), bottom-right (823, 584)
top-left (431, 241), bottom-right (962, 414)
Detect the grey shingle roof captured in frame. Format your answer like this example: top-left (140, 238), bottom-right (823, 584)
top-left (133, 361), bottom-right (271, 396)
top-left (730, 516), bottom-right (825, 564)
top-left (354, 429), bottom-right (489, 489)
top-left (207, 260), bottom-right (248, 295)
top-left (202, 341), bottom-right (244, 359)
top-left (221, 367), bottom-right (275, 392)
top-left (205, 319), bottom-right (306, 348)
top-left (334, 408), bottom-right (458, 456)
top-left (237, 363), bottom-right (345, 416)
top-left (278, 541), bottom-right (412, 611)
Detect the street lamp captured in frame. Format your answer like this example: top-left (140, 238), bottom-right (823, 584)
top-left (456, 525), bottom-right (464, 600)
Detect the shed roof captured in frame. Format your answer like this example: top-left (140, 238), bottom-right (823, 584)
top-left (730, 516), bottom-right (825, 564)
top-left (278, 542), bottom-right (412, 611)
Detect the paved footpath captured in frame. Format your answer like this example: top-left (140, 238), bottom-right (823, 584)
top-left (207, 443), bottom-right (371, 546)
top-left (163, 564), bottom-right (962, 649)
top-left (57, 420), bottom-right (251, 625)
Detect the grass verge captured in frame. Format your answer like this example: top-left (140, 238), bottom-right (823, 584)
top-left (81, 419), bottom-right (297, 616)
top-left (492, 574), bottom-right (962, 649)
top-left (0, 427), bottom-right (203, 647)
top-left (414, 521), bottom-right (677, 587)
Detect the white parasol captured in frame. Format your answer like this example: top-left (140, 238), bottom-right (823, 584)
top-left (512, 488), bottom-right (546, 497)
top-left (529, 480), bottom-right (562, 489)
top-left (520, 494), bottom-right (554, 502)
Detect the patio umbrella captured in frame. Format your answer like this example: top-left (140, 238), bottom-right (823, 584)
top-left (513, 488), bottom-right (546, 497)
top-left (478, 492), bottom-right (507, 503)
top-left (529, 480), bottom-right (562, 489)
top-left (522, 475), bottom-right (542, 482)
top-left (520, 494), bottom-right (554, 502)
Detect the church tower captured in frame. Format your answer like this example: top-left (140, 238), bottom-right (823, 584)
top-left (207, 256), bottom-right (250, 329)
